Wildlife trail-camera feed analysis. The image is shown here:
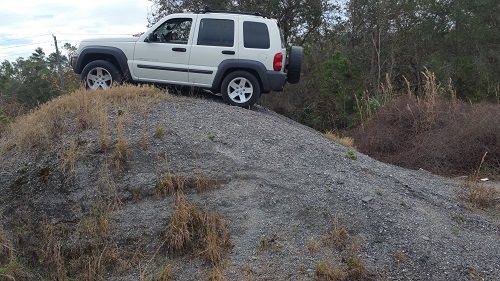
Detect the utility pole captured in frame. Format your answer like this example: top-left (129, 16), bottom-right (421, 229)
top-left (52, 34), bottom-right (65, 91)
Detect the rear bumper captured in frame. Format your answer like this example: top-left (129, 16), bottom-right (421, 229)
top-left (266, 71), bottom-right (287, 92)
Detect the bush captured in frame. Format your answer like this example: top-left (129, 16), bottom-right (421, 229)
top-left (350, 96), bottom-right (500, 178)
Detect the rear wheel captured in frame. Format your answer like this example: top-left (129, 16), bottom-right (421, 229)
top-left (81, 60), bottom-right (122, 90)
top-left (220, 71), bottom-right (261, 107)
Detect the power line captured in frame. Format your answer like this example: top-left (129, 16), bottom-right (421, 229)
top-left (0, 34), bottom-right (53, 43)
top-left (0, 41), bottom-right (54, 51)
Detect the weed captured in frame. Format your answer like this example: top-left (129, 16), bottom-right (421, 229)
top-left (154, 125), bottom-right (165, 139)
top-left (345, 237), bottom-right (367, 279)
top-left (315, 261), bottom-right (347, 281)
top-left (208, 133), bottom-right (217, 141)
top-left (375, 189), bottom-right (383, 196)
top-left (307, 240), bottom-right (318, 253)
top-left (59, 140), bottom-right (81, 173)
top-left (258, 236), bottom-right (269, 252)
top-left (323, 222), bottom-right (349, 250)
top-left (140, 122), bottom-right (149, 150)
top-left (114, 114), bottom-right (128, 169)
top-left (194, 171), bottom-right (220, 193)
top-left (400, 201), bottom-right (407, 207)
top-left (325, 131), bottom-right (355, 149)
top-left (156, 263), bottom-right (174, 281)
top-left (37, 166), bottom-right (51, 183)
top-left (394, 249), bottom-right (406, 265)
top-left (459, 153), bottom-right (500, 210)
top-left (165, 192), bottom-right (231, 267)
top-left (457, 215), bottom-right (466, 222)
top-left (156, 171), bottom-right (187, 197)
top-left (40, 217), bottom-right (66, 279)
top-left (344, 150), bottom-right (357, 160)
top-left (0, 229), bottom-right (13, 265)
top-left (99, 107), bottom-right (110, 150)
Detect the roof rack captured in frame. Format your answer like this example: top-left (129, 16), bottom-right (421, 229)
top-left (195, 7), bottom-right (272, 19)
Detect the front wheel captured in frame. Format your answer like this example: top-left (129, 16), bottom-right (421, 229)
top-left (220, 71), bottom-right (261, 107)
top-left (81, 60), bottom-right (122, 90)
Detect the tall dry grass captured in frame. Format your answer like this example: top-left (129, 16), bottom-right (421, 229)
top-left (0, 85), bottom-right (171, 156)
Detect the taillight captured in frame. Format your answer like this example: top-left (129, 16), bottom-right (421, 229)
top-left (273, 53), bottom-right (283, 71)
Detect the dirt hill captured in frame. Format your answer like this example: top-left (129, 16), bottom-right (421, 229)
top-left (0, 86), bottom-right (498, 280)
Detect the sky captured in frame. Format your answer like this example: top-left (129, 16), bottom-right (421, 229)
top-left (0, 0), bottom-right (151, 62)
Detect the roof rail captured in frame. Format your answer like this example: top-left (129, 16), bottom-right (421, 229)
top-left (195, 7), bottom-right (272, 19)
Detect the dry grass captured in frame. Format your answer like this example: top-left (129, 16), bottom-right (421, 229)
top-left (114, 113), bottom-right (128, 169)
top-left (323, 222), bottom-right (350, 250)
top-left (0, 84), bottom-right (171, 156)
top-left (325, 131), bottom-right (355, 149)
top-left (459, 153), bottom-right (500, 210)
top-left (40, 217), bottom-right (66, 280)
top-left (315, 261), bottom-right (347, 281)
top-left (154, 124), bottom-right (165, 139)
top-left (59, 140), bottom-right (81, 173)
top-left (165, 191), bottom-right (231, 273)
top-left (0, 228), bottom-right (13, 267)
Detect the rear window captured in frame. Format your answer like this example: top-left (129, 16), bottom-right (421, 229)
top-left (243, 21), bottom-right (270, 49)
top-left (197, 19), bottom-right (234, 47)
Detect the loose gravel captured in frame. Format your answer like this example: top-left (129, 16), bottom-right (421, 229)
top-left (1, 93), bottom-right (498, 280)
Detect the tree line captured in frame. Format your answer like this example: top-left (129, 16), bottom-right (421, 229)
top-left (2, 1), bottom-right (499, 133)
top-left (151, 0), bottom-right (500, 131)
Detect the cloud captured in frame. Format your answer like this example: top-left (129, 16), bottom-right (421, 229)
top-left (0, 0), bottom-right (149, 61)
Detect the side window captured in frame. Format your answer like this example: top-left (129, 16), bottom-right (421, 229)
top-left (197, 19), bottom-right (234, 47)
top-left (153, 18), bottom-right (192, 44)
top-left (243, 21), bottom-right (270, 49)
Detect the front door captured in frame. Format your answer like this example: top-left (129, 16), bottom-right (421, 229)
top-left (132, 16), bottom-right (196, 84)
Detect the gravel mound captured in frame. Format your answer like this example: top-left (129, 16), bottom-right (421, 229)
top-left (0, 94), bottom-right (498, 280)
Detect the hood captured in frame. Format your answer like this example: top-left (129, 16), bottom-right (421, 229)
top-left (80, 36), bottom-right (140, 43)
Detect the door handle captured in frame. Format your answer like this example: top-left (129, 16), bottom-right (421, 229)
top-left (222, 50), bottom-right (235, 55)
top-left (172, 47), bottom-right (186, 52)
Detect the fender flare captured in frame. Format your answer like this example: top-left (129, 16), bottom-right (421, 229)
top-left (74, 46), bottom-right (131, 80)
top-left (212, 60), bottom-right (271, 93)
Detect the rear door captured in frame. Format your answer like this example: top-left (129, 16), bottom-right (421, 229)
top-left (132, 16), bottom-right (197, 84)
top-left (188, 15), bottom-right (238, 87)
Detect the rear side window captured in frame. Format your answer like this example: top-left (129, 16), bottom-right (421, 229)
top-left (197, 19), bottom-right (234, 47)
top-left (243, 21), bottom-right (270, 49)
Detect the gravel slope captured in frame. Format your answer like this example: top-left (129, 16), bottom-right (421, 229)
top-left (1, 94), bottom-right (498, 280)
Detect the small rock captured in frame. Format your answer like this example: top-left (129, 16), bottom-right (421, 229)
top-left (362, 196), bottom-right (374, 203)
top-left (421, 236), bottom-right (430, 241)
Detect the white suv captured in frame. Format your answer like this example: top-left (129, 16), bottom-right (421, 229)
top-left (70, 9), bottom-right (302, 107)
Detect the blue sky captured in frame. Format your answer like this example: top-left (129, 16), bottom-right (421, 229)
top-left (0, 0), bottom-right (150, 62)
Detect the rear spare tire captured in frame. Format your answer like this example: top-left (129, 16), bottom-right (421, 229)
top-left (287, 46), bottom-right (303, 84)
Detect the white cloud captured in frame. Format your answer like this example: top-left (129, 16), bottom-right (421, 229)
top-left (0, 0), bottom-right (151, 61)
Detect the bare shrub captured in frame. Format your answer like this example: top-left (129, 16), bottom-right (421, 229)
top-left (350, 96), bottom-right (500, 179)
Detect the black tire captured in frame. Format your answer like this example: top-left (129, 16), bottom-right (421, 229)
top-left (220, 71), bottom-right (261, 107)
top-left (287, 46), bottom-right (303, 84)
top-left (81, 60), bottom-right (123, 90)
